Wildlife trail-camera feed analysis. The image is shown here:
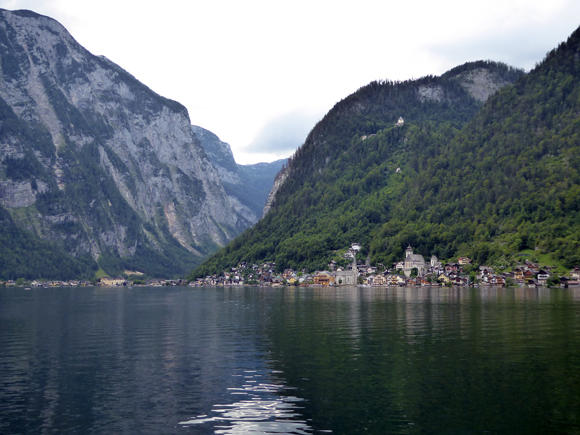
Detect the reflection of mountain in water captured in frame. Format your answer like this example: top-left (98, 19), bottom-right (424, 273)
top-left (263, 287), bottom-right (580, 434)
top-left (180, 369), bottom-right (315, 434)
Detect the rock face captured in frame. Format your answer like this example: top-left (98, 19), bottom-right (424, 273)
top-left (454, 68), bottom-right (514, 102)
top-left (418, 65), bottom-right (520, 103)
top-left (192, 125), bottom-right (286, 224)
top-left (0, 9), bottom-right (249, 275)
top-left (262, 165), bottom-right (289, 218)
top-left (191, 125), bottom-right (240, 185)
top-left (417, 85), bottom-right (444, 102)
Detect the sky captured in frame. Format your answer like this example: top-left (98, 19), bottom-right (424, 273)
top-left (0, 1), bottom-right (579, 164)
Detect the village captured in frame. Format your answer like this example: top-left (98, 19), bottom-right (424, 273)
top-left (190, 244), bottom-right (580, 289)
top-left (0, 277), bottom-right (187, 288)
top-left (2, 244), bottom-right (579, 289)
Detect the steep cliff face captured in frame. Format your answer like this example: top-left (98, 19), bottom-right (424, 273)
top-left (262, 165), bottom-right (289, 218)
top-left (0, 9), bottom-right (246, 276)
top-left (192, 125), bottom-right (286, 224)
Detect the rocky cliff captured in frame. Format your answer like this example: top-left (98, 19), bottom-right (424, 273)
top-left (192, 125), bottom-right (286, 224)
top-left (0, 9), bottom-right (248, 277)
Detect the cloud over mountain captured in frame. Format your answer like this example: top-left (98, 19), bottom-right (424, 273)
top-left (243, 111), bottom-right (322, 157)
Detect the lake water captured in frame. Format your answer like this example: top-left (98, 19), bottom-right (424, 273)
top-left (1, 286), bottom-right (580, 434)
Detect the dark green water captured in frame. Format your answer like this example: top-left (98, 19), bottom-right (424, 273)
top-left (1, 286), bottom-right (579, 434)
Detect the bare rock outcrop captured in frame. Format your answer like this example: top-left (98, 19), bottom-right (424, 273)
top-left (0, 9), bottom-right (248, 272)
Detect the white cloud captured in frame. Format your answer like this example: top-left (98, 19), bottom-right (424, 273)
top-left (243, 110), bottom-right (322, 154)
top-left (0, 0), bottom-right (579, 163)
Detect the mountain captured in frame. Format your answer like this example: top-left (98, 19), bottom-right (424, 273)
top-left (190, 37), bottom-right (580, 279)
top-left (0, 9), bottom-right (259, 279)
top-left (191, 125), bottom-right (287, 224)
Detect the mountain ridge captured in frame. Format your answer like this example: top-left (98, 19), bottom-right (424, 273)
top-left (0, 8), bottom-right (278, 279)
top-left (191, 39), bottom-right (580, 278)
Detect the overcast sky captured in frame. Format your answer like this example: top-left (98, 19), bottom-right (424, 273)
top-left (1, 0), bottom-right (579, 164)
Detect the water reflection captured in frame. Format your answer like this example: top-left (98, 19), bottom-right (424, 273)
top-left (264, 286), bottom-right (580, 434)
top-left (180, 369), bottom-right (313, 434)
top-left (2, 286), bottom-right (580, 435)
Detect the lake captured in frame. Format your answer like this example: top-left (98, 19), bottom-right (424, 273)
top-left (1, 286), bottom-right (579, 434)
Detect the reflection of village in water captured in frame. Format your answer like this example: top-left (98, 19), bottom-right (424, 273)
top-left (272, 285), bottom-right (580, 349)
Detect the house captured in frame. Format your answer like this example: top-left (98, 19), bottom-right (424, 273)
top-left (480, 268), bottom-right (493, 282)
top-left (452, 276), bottom-right (467, 286)
top-left (100, 277), bottom-right (126, 286)
top-left (523, 269), bottom-right (535, 281)
top-left (458, 257), bottom-right (472, 265)
top-left (313, 273), bottom-right (334, 286)
top-left (387, 274), bottom-right (406, 286)
top-left (525, 260), bottom-right (538, 268)
top-left (492, 275), bottom-right (506, 287)
top-left (537, 270), bottom-right (551, 286)
top-left (445, 263), bottom-right (459, 273)
top-left (373, 275), bottom-right (386, 286)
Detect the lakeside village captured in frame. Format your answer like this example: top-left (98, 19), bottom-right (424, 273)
top-left (190, 244), bottom-right (580, 289)
top-left (3, 244), bottom-right (580, 289)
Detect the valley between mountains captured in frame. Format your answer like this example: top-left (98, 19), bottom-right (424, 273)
top-left (1, 8), bottom-right (580, 284)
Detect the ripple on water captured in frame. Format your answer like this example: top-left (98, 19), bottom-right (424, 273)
top-left (179, 371), bottom-right (319, 434)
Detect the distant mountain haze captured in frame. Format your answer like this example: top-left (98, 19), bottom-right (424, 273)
top-left (192, 125), bottom-right (286, 223)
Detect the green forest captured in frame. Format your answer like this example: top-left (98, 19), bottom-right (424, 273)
top-left (191, 30), bottom-right (580, 279)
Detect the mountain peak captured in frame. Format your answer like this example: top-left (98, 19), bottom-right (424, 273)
top-left (0, 9), bottom-right (253, 278)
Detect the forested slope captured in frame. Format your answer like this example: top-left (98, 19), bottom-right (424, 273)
top-left (369, 29), bottom-right (580, 269)
top-left (191, 60), bottom-right (535, 277)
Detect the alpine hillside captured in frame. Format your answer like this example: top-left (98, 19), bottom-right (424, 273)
top-left (191, 28), bottom-right (580, 278)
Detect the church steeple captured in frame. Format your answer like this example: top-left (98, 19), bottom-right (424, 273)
top-left (406, 245), bottom-right (413, 258)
